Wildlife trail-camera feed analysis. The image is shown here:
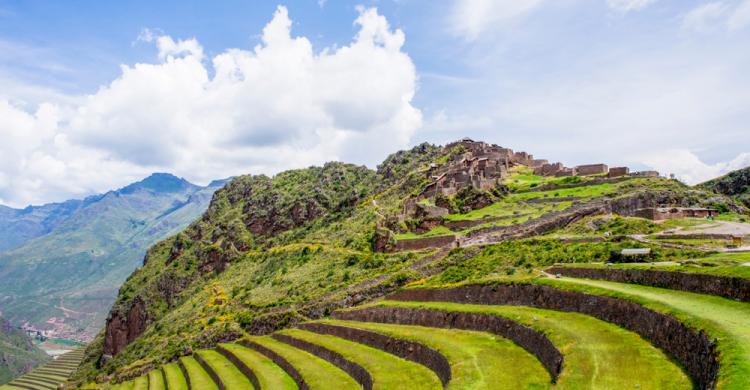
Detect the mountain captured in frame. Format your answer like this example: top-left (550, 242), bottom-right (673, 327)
top-left (0, 316), bottom-right (49, 385)
top-left (701, 166), bottom-right (750, 209)
top-left (70, 140), bottom-right (742, 384)
top-left (0, 174), bottom-right (227, 342)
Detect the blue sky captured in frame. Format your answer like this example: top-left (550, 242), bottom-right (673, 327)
top-left (1, 0), bottom-right (749, 207)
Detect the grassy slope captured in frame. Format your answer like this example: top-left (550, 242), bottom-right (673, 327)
top-left (162, 363), bottom-right (187, 390)
top-left (0, 320), bottom-right (49, 385)
top-left (278, 328), bottom-right (442, 390)
top-left (196, 350), bottom-right (253, 389)
top-left (318, 319), bottom-right (550, 389)
top-left (147, 369), bottom-right (164, 390)
top-left (538, 277), bottom-right (750, 389)
top-left (179, 357), bottom-right (217, 390)
top-left (246, 336), bottom-right (359, 389)
top-left (219, 344), bottom-right (296, 390)
top-left (372, 301), bottom-right (690, 389)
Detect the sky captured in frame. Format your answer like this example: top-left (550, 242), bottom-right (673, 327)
top-left (1, 0), bottom-right (749, 207)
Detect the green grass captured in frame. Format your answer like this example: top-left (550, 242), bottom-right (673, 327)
top-left (162, 363), bottom-right (187, 390)
top-left (395, 225), bottom-right (454, 240)
top-left (317, 319), bottom-right (550, 389)
top-left (246, 336), bottom-right (358, 389)
top-left (147, 369), bottom-right (164, 390)
top-left (219, 344), bottom-right (297, 390)
top-left (179, 357), bottom-right (218, 390)
top-left (556, 251), bottom-right (750, 279)
top-left (370, 301), bottom-right (690, 389)
top-left (538, 277), bottom-right (750, 389)
top-left (133, 375), bottom-right (149, 390)
top-left (278, 328), bottom-right (442, 390)
top-left (195, 350), bottom-right (253, 390)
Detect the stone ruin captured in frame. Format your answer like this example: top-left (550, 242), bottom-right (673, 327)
top-left (417, 138), bottom-right (547, 199)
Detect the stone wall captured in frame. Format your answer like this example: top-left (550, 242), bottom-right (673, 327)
top-left (194, 352), bottom-right (226, 390)
top-left (238, 339), bottom-right (309, 390)
top-left (549, 266), bottom-right (750, 302)
top-left (388, 283), bottom-right (719, 389)
top-left (298, 322), bottom-right (451, 386)
top-left (272, 334), bottom-right (373, 390)
top-left (608, 167), bottom-right (630, 177)
top-left (575, 164), bottom-right (609, 176)
top-left (393, 235), bottom-right (455, 252)
top-left (216, 345), bottom-right (261, 390)
top-left (333, 306), bottom-right (563, 382)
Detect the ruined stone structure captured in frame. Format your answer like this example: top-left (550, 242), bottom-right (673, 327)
top-left (575, 164), bottom-right (609, 176)
top-left (634, 207), bottom-right (718, 221)
top-left (630, 171), bottom-right (660, 178)
top-left (608, 167), bottom-right (630, 177)
top-left (419, 138), bottom-right (522, 198)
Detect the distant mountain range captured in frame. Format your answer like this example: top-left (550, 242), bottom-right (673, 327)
top-left (0, 173), bottom-right (227, 341)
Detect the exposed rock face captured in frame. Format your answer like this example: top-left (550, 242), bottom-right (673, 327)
top-left (549, 267), bottom-right (750, 302)
top-left (389, 283), bottom-right (719, 390)
top-left (103, 297), bottom-right (149, 357)
top-left (333, 306), bottom-right (562, 382)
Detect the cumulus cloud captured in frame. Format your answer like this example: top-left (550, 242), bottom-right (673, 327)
top-left (728, 0), bottom-right (750, 30)
top-left (0, 6), bottom-right (420, 207)
top-left (682, 2), bottom-right (729, 32)
top-left (607, 0), bottom-right (658, 13)
top-left (640, 149), bottom-right (750, 184)
top-left (450, 0), bottom-right (544, 40)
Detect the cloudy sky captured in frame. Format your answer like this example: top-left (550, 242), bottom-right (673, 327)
top-left (1, 0), bottom-right (749, 207)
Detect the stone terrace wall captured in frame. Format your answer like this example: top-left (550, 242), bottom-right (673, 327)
top-left (394, 235), bottom-right (455, 251)
top-left (298, 322), bottom-right (451, 386)
top-left (272, 333), bottom-right (373, 390)
top-left (334, 306), bottom-right (563, 382)
top-left (550, 266), bottom-right (750, 302)
top-left (389, 283), bottom-right (719, 389)
top-left (238, 339), bottom-right (309, 390)
top-left (216, 345), bottom-right (261, 390)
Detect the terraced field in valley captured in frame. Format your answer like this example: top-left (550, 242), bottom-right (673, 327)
top-left (8, 266), bottom-right (750, 389)
top-left (0, 348), bottom-right (85, 390)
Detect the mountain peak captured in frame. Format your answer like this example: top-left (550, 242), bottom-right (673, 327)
top-left (118, 173), bottom-right (197, 195)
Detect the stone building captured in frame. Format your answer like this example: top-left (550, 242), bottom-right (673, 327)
top-left (634, 207), bottom-right (718, 221)
top-left (608, 167), bottom-right (630, 178)
top-left (575, 164), bottom-right (609, 176)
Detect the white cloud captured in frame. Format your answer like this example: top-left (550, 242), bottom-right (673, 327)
top-left (607, 0), bottom-right (658, 13)
top-left (450, 0), bottom-right (545, 40)
top-left (682, 2), bottom-right (729, 32)
top-left (0, 6), bottom-right (420, 207)
top-left (728, 0), bottom-right (750, 30)
top-left (640, 149), bottom-right (750, 184)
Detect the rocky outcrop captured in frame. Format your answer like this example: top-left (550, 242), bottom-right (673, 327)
top-left (103, 296), bottom-right (149, 357)
top-left (298, 322), bottom-right (451, 386)
top-left (272, 333), bottom-right (372, 389)
top-left (333, 306), bottom-right (562, 383)
top-left (389, 283), bottom-right (719, 390)
top-left (550, 266), bottom-right (750, 302)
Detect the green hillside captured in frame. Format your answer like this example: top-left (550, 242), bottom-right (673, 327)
top-left (0, 316), bottom-right (49, 385)
top-left (0, 174), bottom-right (226, 341)
top-left (65, 139), bottom-right (748, 387)
top-left (701, 165), bottom-right (750, 209)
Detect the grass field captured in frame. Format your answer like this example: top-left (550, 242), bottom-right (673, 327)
top-left (162, 363), bottom-right (187, 390)
top-left (220, 343), bottom-right (297, 390)
top-left (179, 357), bottom-right (218, 390)
top-left (147, 369), bottom-right (164, 390)
top-left (318, 319), bottom-right (550, 389)
top-left (246, 336), bottom-right (359, 389)
top-left (278, 328), bottom-right (442, 390)
top-left (132, 375), bottom-right (148, 390)
top-left (369, 301), bottom-right (690, 389)
top-left (541, 277), bottom-right (750, 389)
top-left (196, 350), bottom-right (253, 390)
